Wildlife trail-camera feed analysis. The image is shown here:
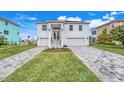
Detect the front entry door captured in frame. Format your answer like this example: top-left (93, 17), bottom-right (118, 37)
top-left (52, 30), bottom-right (61, 48)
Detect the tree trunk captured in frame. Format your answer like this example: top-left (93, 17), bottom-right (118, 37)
top-left (122, 41), bottom-right (124, 48)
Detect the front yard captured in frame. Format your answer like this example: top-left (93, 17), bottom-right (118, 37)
top-left (90, 44), bottom-right (124, 55)
top-left (3, 48), bottom-right (100, 82)
top-left (0, 44), bottom-right (36, 59)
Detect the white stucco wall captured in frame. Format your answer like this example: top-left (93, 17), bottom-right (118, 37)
top-left (37, 22), bottom-right (89, 47)
top-left (37, 24), bottom-right (49, 46)
top-left (64, 23), bottom-right (89, 46)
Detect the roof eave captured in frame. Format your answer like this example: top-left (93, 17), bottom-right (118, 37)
top-left (0, 17), bottom-right (20, 27)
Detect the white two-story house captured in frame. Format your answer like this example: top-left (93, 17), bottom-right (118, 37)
top-left (37, 20), bottom-right (90, 48)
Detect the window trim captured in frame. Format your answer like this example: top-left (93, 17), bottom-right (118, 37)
top-left (92, 30), bottom-right (96, 35)
top-left (111, 23), bottom-right (115, 28)
top-left (5, 22), bottom-right (8, 26)
top-left (42, 24), bottom-right (47, 31)
top-left (17, 32), bottom-right (20, 35)
top-left (4, 30), bottom-right (9, 35)
top-left (79, 25), bottom-right (82, 31)
top-left (69, 25), bottom-right (73, 31)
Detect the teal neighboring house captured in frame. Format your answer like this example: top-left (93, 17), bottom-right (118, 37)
top-left (0, 17), bottom-right (20, 44)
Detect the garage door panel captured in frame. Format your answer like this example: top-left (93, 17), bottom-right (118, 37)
top-left (67, 38), bottom-right (85, 46)
top-left (39, 38), bottom-right (48, 46)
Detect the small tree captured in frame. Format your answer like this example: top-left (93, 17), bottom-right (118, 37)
top-left (97, 28), bottom-right (110, 44)
top-left (0, 35), bottom-right (7, 45)
top-left (110, 25), bottom-right (124, 47)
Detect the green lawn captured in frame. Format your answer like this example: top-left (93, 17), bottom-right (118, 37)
top-left (3, 50), bottom-right (100, 82)
top-left (90, 44), bottom-right (124, 55)
top-left (0, 44), bottom-right (36, 59)
top-left (0, 45), bottom-right (9, 48)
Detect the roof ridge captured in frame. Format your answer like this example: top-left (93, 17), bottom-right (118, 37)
top-left (0, 16), bottom-right (20, 27)
top-left (92, 19), bottom-right (124, 29)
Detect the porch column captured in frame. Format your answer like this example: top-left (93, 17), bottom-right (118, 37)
top-left (48, 24), bottom-right (51, 48)
top-left (61, 24), bottom-right (64, 48)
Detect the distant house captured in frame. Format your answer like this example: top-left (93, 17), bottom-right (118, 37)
top-left (37, 20), bottom-right (90, 48)
top-left (0, 17), bottom-right (20, 44)
top-left (91, 20), bottom-right (124, 42)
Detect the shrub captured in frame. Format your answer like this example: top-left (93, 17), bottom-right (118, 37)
top-left (63, 44), bottom-right (67, 47)
top-left (97, 28), bottom-right (111, 44)
top-left (0, 35), bottom-right (7, 45)
top-left (110, 25), bottom-right (124, 48)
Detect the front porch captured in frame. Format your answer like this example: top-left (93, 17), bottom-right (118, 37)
top-left (48, 23), bottom-right (64, 48)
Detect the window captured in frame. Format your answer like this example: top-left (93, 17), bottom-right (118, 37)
top-left (92, 37), bottom-right (96, 42)
top-left (79, 25), bottom-right (82, 31)
top-left (53, 27), bottom-right (60, 30)
top-left (0, 32), bottom-right (2, 34)
top-left (4, 30), bottom-right (9, 35)
top-left (42, 25), bottom-right (47, 31)
top-left (92, 30), bottom-right (96, 35)
top-left (69, 25), bottom-right (73, 31)
top-left (17, 32), bottom-right (20, 35)
top-left (5, 22), bottom-right (8, 26)
top-left (111, 23), bottom-right (114, 28)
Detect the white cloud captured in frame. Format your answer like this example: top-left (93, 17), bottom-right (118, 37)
top-left (102, 12), bottom-right (115, 20)
top-left (110, 11), bottom-right (124, 16)
top-left (102, 13), bottom-right (109, 19)
top-left (17, 22), bottom-right (25, 27)
top-left (57, 16), bottom-right (66, 20)
top-left (14, 13), bottom-right (38, 21)
top-left (109, 16), bottom-right (115, 20)
top-left (87, 19), bottom-right (108, 28)
top-left (103, 11), bottom-right (124, 20)
top-left (88, 12), bottom-right (96, 16)
top-left (57, 16), bottom-right (82, 21)
top-left (110, 11), bottom-right (118, 16)
top-left (89, 17), bottom-right (115, 29)
top-left (27, 17), bottom-right (38, 21)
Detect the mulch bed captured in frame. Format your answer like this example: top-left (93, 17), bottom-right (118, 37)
top-left (42, 48), bottom-right (72, 52)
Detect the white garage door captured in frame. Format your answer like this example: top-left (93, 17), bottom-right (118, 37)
top-left (39, 38), bottom-right (48, 46)
top-left (67, 38), bottom-right (86, 46)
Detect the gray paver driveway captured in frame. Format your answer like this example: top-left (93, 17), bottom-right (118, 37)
top-left (0, 47), bottom-right (46, 81)
top-left (69, 46), bottom-right (124, 82)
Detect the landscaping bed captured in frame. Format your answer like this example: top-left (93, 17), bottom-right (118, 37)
top-left (3, 49), bottom-right (100, 82)
top-left (42, 48), bottom-right (71, 52)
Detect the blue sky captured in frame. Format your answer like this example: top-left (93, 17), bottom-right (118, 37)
top-left (0, 11), bottom-right (124, 39)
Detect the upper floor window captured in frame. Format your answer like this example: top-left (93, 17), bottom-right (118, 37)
top-left (111, 23), bottom-right (114, 28)
top-left (92, 30), bottom-right (96, 35)
top-left (79, 25), bottom-right (82, 31)
top-left (5, 22), bottom-right (8, 26)
top-left (17, 32), bottom-right (20, 35)
top-left (42, 25), bottom-right (47, 31)
top-left (69, 25), bottom-right (73, 31)
top-left (53, 27), bottom-right (60, 30)
top-left (4, 30), bottom-right (9, 35)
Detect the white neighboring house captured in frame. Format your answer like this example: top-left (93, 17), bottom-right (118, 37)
top-left (37, 20), bottom-right (90, 48)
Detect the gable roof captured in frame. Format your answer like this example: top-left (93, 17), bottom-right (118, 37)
top-left (0, 17), bottom-right (20, 27)
top-left (92, 19), bottom-right (124, 30)
top-left (37, 20), bottom-right (90, 24)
